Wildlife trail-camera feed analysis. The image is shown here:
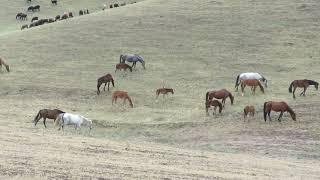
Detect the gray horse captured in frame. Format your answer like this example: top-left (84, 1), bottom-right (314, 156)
top-left (120, 54), bottom-right (146, 69)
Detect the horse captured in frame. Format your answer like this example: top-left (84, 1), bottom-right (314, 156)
top-left (120, 54), bottom-right (145, 69)
top-left (205, 99), bottom-right (223, 116)
top-left (31, 17), bottom-right (38, 22)
top-left (97, 73), bottom-right (115, 95)
top-left (114, 3), bottom-right (119, 7)
top-left (48, 18), bottom-right (55, 23)
top-left (0, 57), bottom-right (10, 72)
top-left (206, 89), bottom-right (234, 108)
top-left (112, 91), bottom-right (133, 108)
top-left (33, 5), bottom-right (40, 11)
top-left (60, 13), bottom-right (68, 20)
top-left (33, 109), bottom-right (65, 128)
top-left (235, 72), bottom-right (268, 91)
top-left (115, 63), bottom-right (132, 72)
top-left (288, 79), bottom-right (318, 99)
top-left (240, 79), bottom-right (264, 96)
top-left (120, 2), bottom-right (126, 6)
top-left (156, 88), bottom-right (174, 98)
top-left (55, 15), bottom-right (60, 21)
top-left (79, 10), bottom-right (84, 16)
top-left (27, 6), bottom-right (34, 12)
top-left (244, 105), bottom-right (255, 120)
top-left (263, 101), bottom-right (296, 122)
top-left (110, 4), bottom-right (113, 8)
top-left (21, 24), bottom-right (28, 30)
top-left (16, 13), bottom-right (22, 19)
top-left (51, 0), bottom-right (57, 5)
top-left (68, 12), bottom-right (73, 18)
top-left (55, 113), bottom-right (92, 132)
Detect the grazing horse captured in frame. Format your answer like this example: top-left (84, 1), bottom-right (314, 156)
top-left (288, 79), bottom-right (318, 99)
top-left (0, 57), bottom-right (10, 72)
top-left (55, 15), bottom-right (60, 21)
top-left (97, 73), bottom-right (115, 95)
top-left (51, 0), bottom-right (57, 5)
top-left (79, 10), bottom-right (84, 16)
top-left (112, 91), bottom-right (133, 108)
top-left (206, 89), bottom-right (234, 108)
top-left (55, 113), bottom-right (92, 131)
top-left (16, 13), bottom-right (22, 19)
top-left (68, 12), bottom-right (73, 18)
top-left (235, 72), bottom-right (268, 91)
top-left (120, 54), bottom-right (146, 69)
top-left (60, 13), bottom-right (68, 20)
top-left (156, 88), bottom-right (174, 98)
top-left (27, 6), bottom-right (34, 12)
top-left (240, 79), bottom-right (264, 96)
top-left (21, 24), bottom-right (28, 30)
top-left (115, 63), bottom-right (132, 72)
top-left (31, 17), bottom-right (38, 22)
top-left (33, 109), bottom-right (65, 128)
top-left (244, 105), bottom-right (255, 119)
top-left (205, 99), bottom-right (223, 116)
top-left (110, 4), bottom-right (113, 8)
top-left (263, 101), bottom-right (296, 122)
top-left (114, 3), bottom-right (119, 7)
top-left (33, 5), bottom-right (40, 11)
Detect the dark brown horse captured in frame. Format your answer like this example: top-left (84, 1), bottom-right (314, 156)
top-left (263, 101), bottom-right (296, 122)
top-left (112, 91), bottom-right (133, 108)
top-left (206, 89), bottom-right (234, 108)
top-left (0, 57), bottom-right (10, 72)
top-left (97, 73), bottom-right (114, 95)
top-left (244, 105), bottom-right (255, 120)
top-left (33, 109), bottom-right (65, 128)
top-left (289, 79), bottom-right (318, 99)
top-left (240, 79), bottom-right (264, 96)
top-left (115, 63), bottom-right (132, 72)
top-left (156, 88), bottom-right (174, 98)
top-left (206, 99), bottom-right (223, 116)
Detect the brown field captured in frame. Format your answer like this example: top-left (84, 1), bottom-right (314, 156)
top-left (0, 0), bottom-right (320, 179)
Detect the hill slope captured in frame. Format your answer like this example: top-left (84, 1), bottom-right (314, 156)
top-left (0, 0), bottom-right (320, 178)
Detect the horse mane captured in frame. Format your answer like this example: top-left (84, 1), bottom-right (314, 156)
top-left (288, 81), bottom-right (294, 93)
top-left (227, 92), bottom-right (234, 104)
top-left (286, 106), bottom-right (296, 121)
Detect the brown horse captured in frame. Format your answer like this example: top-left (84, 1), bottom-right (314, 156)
top-left (205, 99), bottom-right (223, 116)
top-left (97, 73), bottom-right (114, 95)
top-left (244, 105), bottom-right (255, 119)
top-left (206, 89), bottom-right (234, 108)
top-left (33, 109), bottom-right (65, 128)
top-left (112, 91), bottom-right (133, 108)
top-left (0, 57), bottom-right (10, 72)
top-left (156, 88), bottom-right (174, 98)
top-left (240, 79), bottom-right (264, 96)
top-left (289, 79), bottom-right (318, 99)
top-left (263, 101), bottom-right (296, 122)
top-left (115, 63), bottom-right (132, 72)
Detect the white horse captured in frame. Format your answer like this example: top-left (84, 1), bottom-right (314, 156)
top-left (235, 72), bottom-right (268, 91)
top-left (55, 113), bottom-right (92, 132)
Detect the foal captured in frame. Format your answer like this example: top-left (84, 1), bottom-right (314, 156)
top-left (240, 79), bottom-right (264, 96)
top-left (243, 105), bottom-right (255, 120)
top-left (0, 57), bottom-right (10, 72)
top-left (156, 88), bottom-right (174, 98)
top-left (205, 99), bottom-right (223, 116)
top-left (263, 101), bottom-right (296, 122)
top-left (288, 79), bottom-right (318, 99)
top-left (112, 91), bottom-right (133, 108)
top-left (97, 73), bottom-right (114, 95)
top-left (115, 63), bottom-right (132, 72)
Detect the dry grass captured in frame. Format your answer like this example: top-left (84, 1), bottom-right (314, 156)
top-left (0, 0), bottom-right (320, 178)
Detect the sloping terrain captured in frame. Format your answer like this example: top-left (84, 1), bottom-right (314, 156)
top-left (0, 0), bottom-right (320, 179)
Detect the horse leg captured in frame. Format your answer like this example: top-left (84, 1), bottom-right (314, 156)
top-left (268, 111), bottom-right (272, 121)
top-left (253, 86), bottom-right (256, 95)
top-left (278, 111), bottom-right (284, 122)
top-left (103, 83), bottom-right (107, 92)
top-left (43, 117), bottom-right (47, 128)
top-left (293, 87), bottom-right (296, 99)
top-left (301, 86), bottom-right (307, 96)
top-left (107, 82), bottom-right (110, 91)
top-left (241, 85), bottom-right (245, 96)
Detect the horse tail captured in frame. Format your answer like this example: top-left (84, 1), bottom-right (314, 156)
top-left (205, 92), bottom-right (209, 103)
top-left (263, 102), bottom-right (268, 121)
top-left (33, 110), bottom-right (41, 123)
top-left (111, 78), bottom-right (115, 87)
top-left (127, 97), bottom-right (133, 108)
top-left (258, 81), bottom-right (264, 93)
top-left (97, 80), bottom-right (101, 95)
top-left (119, 54), bottom-right (123, 63)
top-left (289, 81), bottom-right (294, 93)
top-left (235, 75), bottom-right (240, 88)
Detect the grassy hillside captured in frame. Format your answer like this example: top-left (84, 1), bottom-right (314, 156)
top-left (0, 0), bottom-right (320, 178)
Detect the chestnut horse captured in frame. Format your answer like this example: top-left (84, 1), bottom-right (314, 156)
top-left (205, 99), bottom-right (223, 116)
top-left (112, 91), bottom-right (133, 108)
top-left (263, 101), bottom-right (296, 122)
top-left (0, 57), bottom-right (10, 72)
top-left (240, 79), bottom-right (264, 96)
top-left (156, 88), bottom-right (174, 98)
top-left (206, 89), bottom-right (234, 108)
top-left (33, 109), bottom-right (65, 128)
top-left (115, 63), bottom-right (132, 72)
top-left (97, 73), bottom-right (114, 95)
top-left (288, 79), bottom-right (318, 99)
top-left (244, 105), bottom-right (255, 119)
